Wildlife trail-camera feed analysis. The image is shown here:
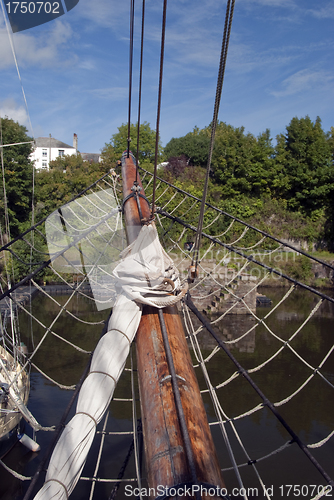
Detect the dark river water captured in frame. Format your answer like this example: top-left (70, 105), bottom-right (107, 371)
top-left (1, 287), bottom-right (334, 500)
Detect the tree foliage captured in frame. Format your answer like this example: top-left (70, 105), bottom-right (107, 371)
top-left (165, 122), bottom-right (275, 198)
top-left (100, 142), bottom-right (117, 169)
top-left (274, 116), bottom-right (333, 213)
top-left (0, 117), bottom-right (33, 236)
top-left (210, 123), bottom-right (274, 197)
top-left (107, 121), bottom-right (161, 164)
top-left (164, 126), bottom-right (210, 167)
top-left (163, 115), bottom-right (334, 248)
top-left (165, 116), bottom-right (334, 213)
top-left (35, 153), bottom-right (109, 220)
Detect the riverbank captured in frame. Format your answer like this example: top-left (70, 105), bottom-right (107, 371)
top-left (250, 253), bottom-right (334, 289)
top-left (0, 286), bottom-right (39, 319)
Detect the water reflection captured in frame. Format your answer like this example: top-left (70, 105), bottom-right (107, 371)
top-left (190, 287), bottom-right (334, 495)
top-left (1, 287), bottom-right (333, 499)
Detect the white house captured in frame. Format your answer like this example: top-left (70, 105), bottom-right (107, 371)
top-left (30, 134), bottom-right (78, 170)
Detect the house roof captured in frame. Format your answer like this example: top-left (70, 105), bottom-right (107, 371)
top-left (80, 153), bottom-right (100, 163)
top-left (35, 137), bottom-right (75, 149)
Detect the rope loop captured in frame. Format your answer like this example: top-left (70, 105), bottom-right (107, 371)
top-left (44, 479), bottom-right (69, 499)
top-left (76, 412), bottom-right (98, 427)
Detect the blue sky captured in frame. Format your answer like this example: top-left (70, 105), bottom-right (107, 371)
top-left (0, 0), bottom-right (333, 155)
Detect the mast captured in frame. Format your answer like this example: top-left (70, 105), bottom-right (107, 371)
top-left (121, 154), bottom-right (225, 498)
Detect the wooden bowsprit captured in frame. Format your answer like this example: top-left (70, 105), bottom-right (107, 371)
top-left (121, 153), bottom-right (226, 499)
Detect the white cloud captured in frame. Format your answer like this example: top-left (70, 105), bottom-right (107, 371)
top-left (238, 0), bottom-right (296, 5)
top-left (307, 4), bottom-right (334, 19)
top-left (271, 69), bottom-right (334, 97)
top-left (0, 98), bottom-right (29, 126)
top-left (0, 20), bottom-right (76, 69)
top-left (75, 0), bottom-right (129, 29)
top-left (77, 60), bottom-right (96, 70)
top-left (89, 87), bottom-right (128, 100)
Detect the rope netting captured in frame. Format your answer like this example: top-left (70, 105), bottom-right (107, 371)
top-left (140, 166), bottom-right (334, 498)
top-left (0, 166), bottom-right (333, 499)
top-left (0, 170), bottom-right (145, 499)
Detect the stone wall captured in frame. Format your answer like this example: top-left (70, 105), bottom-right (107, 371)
top-left (189, 271), bottom-right (257, 315)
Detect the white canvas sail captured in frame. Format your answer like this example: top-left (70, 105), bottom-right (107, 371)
top-left (33, 222), bottom-right (187, 500)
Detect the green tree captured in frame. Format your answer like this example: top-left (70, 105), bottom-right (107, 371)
top-left (210, 122), bottom-right (274, 197)
top-left (108, 122), bottom-right (161, 164)
top-left (250, 129), bottom-right (275, 195)
top-left (327, 126), bottom-right (334, 164)
top-left (164, 126), bottom-right (210, 167)
top-left (100, 143), bottom-right (117, 169)
top-left (35, 154), bottom-right (109, 220)
top-left (274, 116), bottom-right (333, 213)
top-left (324, 126), bottom-right (334, 249)
top-left (165, 122), bottom-right (276, 198)
top-left (0, 117), bottom-right (33, 236)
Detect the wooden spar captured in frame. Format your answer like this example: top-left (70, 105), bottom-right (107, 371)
top-left (121, 155), bottom-right (225, 498)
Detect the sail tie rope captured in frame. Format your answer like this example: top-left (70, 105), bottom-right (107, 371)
top-left (43, 479), bottom-right (69, 499)
top-left (76, 412), bottom-right (98, 427)
top-left (89, 371), bottom-right (118, 385)
top-left (107, 329), bottom-right (132, 345)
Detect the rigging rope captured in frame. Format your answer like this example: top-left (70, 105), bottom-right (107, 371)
top-left (192, 0), bottom-right (235, 272)
top-left (157, 308), bottom-right (201, 500)
top-left (127, 0), bottom-right (135, 158)
top-left (135, 0), bottom-right (146, 184)
top-left (183, 304), bottom-right (270, 500)
top-left (151, 0), bottom-right (168, 219)
top-left (2, 156), bottom-right (333, 498)
top-left (0, 116), bottom-right (11, 244)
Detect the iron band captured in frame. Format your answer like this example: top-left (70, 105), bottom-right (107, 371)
top-left (121, 191), bottom-right (151, 214)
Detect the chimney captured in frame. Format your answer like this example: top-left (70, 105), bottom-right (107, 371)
top-left (73, 133), bottom-right (78, 151)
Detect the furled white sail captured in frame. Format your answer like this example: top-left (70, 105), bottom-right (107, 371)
top-left (33, 222), bottom-right (186, 500)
